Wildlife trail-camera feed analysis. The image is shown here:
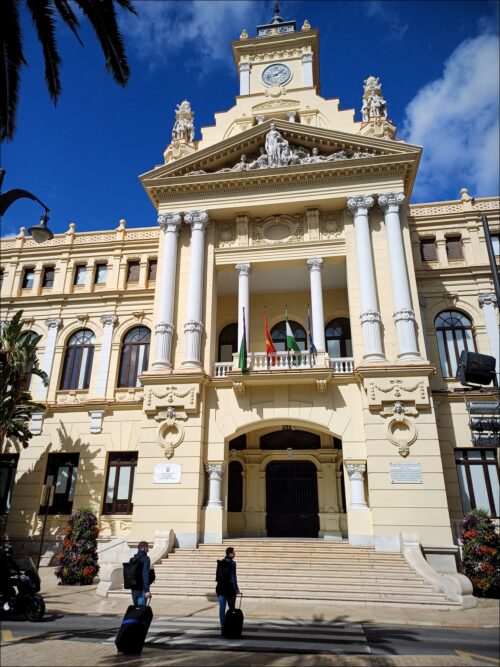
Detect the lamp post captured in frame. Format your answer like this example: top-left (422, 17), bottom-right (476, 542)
top-left (0, 168), bottom-right (53, 242)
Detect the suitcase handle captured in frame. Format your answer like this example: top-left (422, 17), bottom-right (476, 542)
top-left (237, 591), bottom-right (243, 609)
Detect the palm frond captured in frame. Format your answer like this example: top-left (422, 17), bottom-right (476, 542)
top-left (26, 0), bottom-right (62, 103)
top-left (53, 0), bottom-right (83, 45)
top-left (0, 0), bottom-right (26, 140)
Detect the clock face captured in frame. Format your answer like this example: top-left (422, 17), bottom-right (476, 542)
top-left (262, 63), bottom-right (291, 86)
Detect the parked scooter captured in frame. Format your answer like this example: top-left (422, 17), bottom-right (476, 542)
top-left (0, 545), bottom-right (45, 622)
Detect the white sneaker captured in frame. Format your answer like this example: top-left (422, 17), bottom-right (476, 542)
top-left (3, 602), bottom-right (10, 611)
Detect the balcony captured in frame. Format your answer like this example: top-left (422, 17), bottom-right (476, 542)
top-left (213, 352), bottom-right (354, 378)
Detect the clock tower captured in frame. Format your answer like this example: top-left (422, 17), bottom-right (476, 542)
top-left (232, 5), bottom-right (319, 98)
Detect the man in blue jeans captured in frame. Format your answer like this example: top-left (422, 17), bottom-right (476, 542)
top-left (216, 547), bottom-right (239, 636)
top-left (131, 541), bottom-right (152, 606)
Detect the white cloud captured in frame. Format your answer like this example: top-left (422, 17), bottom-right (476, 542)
top-left (119, 0), bottom-right (265, 71)
top-left (363, 1), bottom-right (408, 41)
top-left (402, 33), bottom-right (499, 201)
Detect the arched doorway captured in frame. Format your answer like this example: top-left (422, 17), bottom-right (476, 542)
top-left (266, 461), bottom-right (319, 537)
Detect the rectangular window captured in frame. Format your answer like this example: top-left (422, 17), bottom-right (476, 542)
top-left (446, 235), bottom-right (463, 260)
top-left (73, 265), bottom-right (87, 286)
top-left (0, 454), bottom-right (20, 515)
top-left (22, 268), bottom-right (35, 289)
top-left (126, 261), bottom-right (140, 283)
top-left (147, 259), bottom-right (157, 282)
top-left (94, 263), bottom-right (108, 285)
top-left (42, 266), bottom-right (55, 288)
top-left (40, 453), bottom-right (79, 515)
top-left (103, 452), bottom-right (137, 514)
top-left (492, 234), bottom-right (500, 257)
top-left (420, 238), bottom-right (438, 262)
top-left (455, 449), bottom-right (499, 518)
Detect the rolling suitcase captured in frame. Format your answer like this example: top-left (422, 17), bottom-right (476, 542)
top-left (223, 593), bottom-right (243, 638)
top-left (115, 602), bottom-right (153, 655)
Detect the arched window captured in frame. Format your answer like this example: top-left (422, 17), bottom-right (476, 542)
top-left (60, 329), bottom-right (95, 390)
top-left (19, 331), bottom-right (39, 391)
top-left (271, 320), bottom-right (307, 352)
top-left (118, 327), bottom-right (151, 387)
top-left (325, 318), bottom-right (352, 358)
top-left (435, 310), bottom-right (475, 378)
top-left (218, 323), bottom-right (238, 362)
top-left (228, 461), bottom-right (243, 512)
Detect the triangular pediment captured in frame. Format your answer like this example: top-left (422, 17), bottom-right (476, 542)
top-left (140, 119), bottom-right (422, 206)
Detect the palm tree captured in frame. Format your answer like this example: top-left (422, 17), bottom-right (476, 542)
top-left (0, 0), bottom-right (137, 141)
top-left (0, 310), bottom-right (48, 450)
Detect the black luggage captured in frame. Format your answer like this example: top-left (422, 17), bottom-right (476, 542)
top-left (223, 594), bottom-right (243, 638)
top-left (115, 603), bottom-right (153, 654)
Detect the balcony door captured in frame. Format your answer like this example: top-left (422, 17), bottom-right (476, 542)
top-left (266, 461), bottom-right (319, 537)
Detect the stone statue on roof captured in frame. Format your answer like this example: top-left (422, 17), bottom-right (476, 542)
top-left (171, 100), bottom-right (195, 143)
top-left (361, 76), bottom-right (388, 122)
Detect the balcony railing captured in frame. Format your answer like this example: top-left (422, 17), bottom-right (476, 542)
top-left (213, 354), bottom-right (355, 378)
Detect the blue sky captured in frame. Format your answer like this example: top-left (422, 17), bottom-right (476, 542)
top-left (1, 0), bottom-right (498, 237)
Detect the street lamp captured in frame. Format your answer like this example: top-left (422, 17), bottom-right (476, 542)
top-left (0, 168), bottom-right (53, 242)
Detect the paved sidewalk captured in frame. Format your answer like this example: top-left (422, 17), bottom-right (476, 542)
top-left (37, 567), bottom-right (499, 629)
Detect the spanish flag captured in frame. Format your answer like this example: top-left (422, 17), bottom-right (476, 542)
top-left (264, 307), bottom-right (276, 365)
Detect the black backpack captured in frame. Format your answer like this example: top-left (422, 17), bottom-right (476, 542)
top-left (215, 558), bottom-right (232, 585)
top-left (123, 555), bottom-right (143, 590)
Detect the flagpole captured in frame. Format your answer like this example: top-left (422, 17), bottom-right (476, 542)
top-left (285, 304), bottom-right (291, 368)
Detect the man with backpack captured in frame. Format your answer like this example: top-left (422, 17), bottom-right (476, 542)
top-left (124, 541), bottom-right (152, 606)
top-left (215, 546), bottom-right (240, 636)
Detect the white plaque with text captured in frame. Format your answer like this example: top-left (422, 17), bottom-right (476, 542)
top-left (389, 463), bottom-right (423, 484)
top-left (154, 463), bottom-right (182, 484)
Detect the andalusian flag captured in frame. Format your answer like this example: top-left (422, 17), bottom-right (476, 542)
top-left (238, 307), bottom-right (249, 374)
top-left (285, 307), bottom-right (300, 365)
top-left (264, 307), bottom-right (276, 365)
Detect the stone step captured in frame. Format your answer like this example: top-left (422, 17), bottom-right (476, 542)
top-left (162, 557), bottom-right (410, 568)
top-left (151, 580), bottom-right (433, 593)
top-left (155, 565), bottom-right (414, 576)
top-left (153, 572), bottom-right (421, 585)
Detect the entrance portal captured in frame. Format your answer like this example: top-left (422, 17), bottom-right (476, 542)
top-left (266, 461), bottom-right (319, 537)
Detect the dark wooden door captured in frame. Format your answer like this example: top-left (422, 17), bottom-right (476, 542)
top-left (266, 461), bottom-right (319, 537)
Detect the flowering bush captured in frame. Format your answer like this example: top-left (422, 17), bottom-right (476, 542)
top-left (461, 509), bottom-right (500, 598)
top-left (55, 509), bottom-right (100, 585)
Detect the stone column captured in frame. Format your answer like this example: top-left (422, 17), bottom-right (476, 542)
top-left (182, 210), bottom-right (210, 368)
top-left (379, 193), bottom-right (420, 360)
top-left (94, 315), bottom-right (118, 397)
top-left (307, 258), bottom-right (326, 352)
top-left (38, 318), bottom-right (62, 400)
top-left (206, 464), bottom-right (225, 508)
top-left (236, 264), bottom-right (251, 350)
top-left (302, 53), bottom-right (313, 87)
top-left (479, 294), bottom-right (499, 372)
top-left (346, 463), bottom-right (368, 510)
top-left (153, 212), bottom-right (182, 370)
top-left (347, 196), bottom-right (385, 361)
top-left (239, 62), bottom-right (250, 95)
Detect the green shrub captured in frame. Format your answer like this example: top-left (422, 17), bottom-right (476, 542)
top-left (55, 509), bottom-right (100, 585)
top-left (461, 509), bottom-right (500, 598)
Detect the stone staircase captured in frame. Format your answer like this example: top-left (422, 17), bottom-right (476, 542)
top-left (108, 539), bottom-right (461, 609)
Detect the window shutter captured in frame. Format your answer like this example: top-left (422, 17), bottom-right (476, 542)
top-left (127, 261), bottom-right (140, 282)
top-left (147, 260), bottom-right (157, 281)
top-left (446, 236), bottom-right (463, 260)
top-left (420, 238), bottom-right (437, 262)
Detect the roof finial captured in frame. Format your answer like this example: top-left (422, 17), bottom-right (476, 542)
top-left (273, 0), bottom-right (280, 17)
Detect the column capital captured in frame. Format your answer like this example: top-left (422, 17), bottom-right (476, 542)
top-left (184, 210), bottom-right (210, 232)
top-left (158, 212), bottom-right (182, 232)
top-left (347, 195), bottom-right (374, 215)
top-left (378, 192), bottom-right (405, 212)
top-left (239, 62), bottom-right (251, 73)
top-left (302, 53), bottom-right (313, 63)
top-left (205, 463), bottom-right (225, 478)
top-left (100, 314), bottom-right (118, 327)
top-left (307, 257), bottom-right (323, 271)
top-left (479, 293), bottom-right (497, 308)
top-left (235, 263), bottom-right (252, 277)
top-left (45, 317), bottom-right (62, 330)
top-left (346, 463), bottom-right (366, 480)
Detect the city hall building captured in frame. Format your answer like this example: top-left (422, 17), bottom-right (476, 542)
top-left (1, 10), bottom-right (499, 576)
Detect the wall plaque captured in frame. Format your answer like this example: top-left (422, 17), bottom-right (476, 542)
top-left (154, 463), bottom-right (182, 484)
top-left (389, 463), bottom-right (423, 484)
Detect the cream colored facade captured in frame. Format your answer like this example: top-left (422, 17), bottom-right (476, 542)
top-left (0, 13), bottom-right (498, 568)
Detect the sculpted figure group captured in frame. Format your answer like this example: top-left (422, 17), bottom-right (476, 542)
top-left (361, 76), bottom-right (388, 123)
top-left (171, 100), bottom-right (195, 143)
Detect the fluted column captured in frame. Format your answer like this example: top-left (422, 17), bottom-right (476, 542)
top-left (347, 196), bottom-right (385, 361)
top-left (239, 62), bottom-right (250, 95)
top-left (206, 464), bottom-right (225, 508)
top-left (479, 294), bottom-right (499, 372)
top-left (38, 318), bottom-right (62, 400)
top-left (182, 210), bottom-right (210, 368)
top-left (94, 315), bottom-right (117, 397)
top-left (153, 212), bottom-right (182, 369)
top-left (307, 258), bottom-right (326, 352)
top-left (346, 463), bottom-right (368, 510)
top-left (236, 264), bottom-right (251, 350)
top-left (379, 193), bottom-right (420, 360)
top-left (302, 53), bottom-right (313, 87)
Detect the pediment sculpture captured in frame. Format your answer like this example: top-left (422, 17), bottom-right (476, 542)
top-left (185, 122), bottom-right (377, 176)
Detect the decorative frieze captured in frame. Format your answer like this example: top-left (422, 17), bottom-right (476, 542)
top-left (144, 384), bottom-right (199, 415)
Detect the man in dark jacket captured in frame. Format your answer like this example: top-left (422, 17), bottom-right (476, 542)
top-left (131, 541), bottom-right (152, 606)
top-left (216, 546), bottom-right (239, 634)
